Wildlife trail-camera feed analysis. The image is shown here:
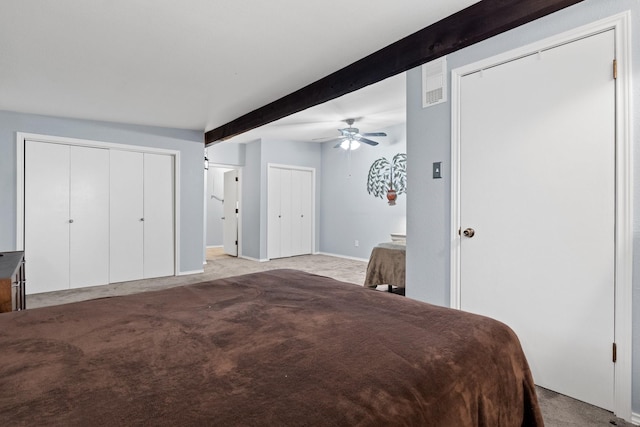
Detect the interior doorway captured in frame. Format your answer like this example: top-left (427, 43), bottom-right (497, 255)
top-left (206, 165), bottom-right (241, 257)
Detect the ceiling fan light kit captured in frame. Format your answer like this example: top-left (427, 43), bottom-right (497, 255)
top-left (340, 139), bottom-right (361, 150)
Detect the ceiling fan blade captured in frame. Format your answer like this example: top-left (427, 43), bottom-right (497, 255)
top-left (312, 136), bottom-right (341, 142)
top-left (357, 137), bottom-right (379, 146)
top-left (361, 132), bottom-right (387, 137)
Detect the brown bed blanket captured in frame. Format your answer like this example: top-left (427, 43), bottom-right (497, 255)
top-left (365, 243), bottom-right (406, 289)
top-left (0, 269), bottom-right (542, 426)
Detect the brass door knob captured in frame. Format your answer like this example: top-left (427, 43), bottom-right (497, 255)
top-left (463, 228), bottom-right (475, 238)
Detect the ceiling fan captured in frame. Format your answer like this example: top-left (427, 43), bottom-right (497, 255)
top-left (316, 118), bottom-right (387, 150)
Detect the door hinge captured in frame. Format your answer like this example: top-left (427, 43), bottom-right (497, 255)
top-left (612, 342), bottom-right (617, 363)
top-left (235, 208), bottom-right (239, 214)
top-left (613, 59), bottom-right (618, 80)
top-left (235, 177), bottom-right (239, 182)
top-left (235, 240), bottom-right (238, 246)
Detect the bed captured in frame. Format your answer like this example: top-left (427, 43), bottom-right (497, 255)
top-left (365, 242), bottom-right (406, 292)
top-left (0, 269), bottom-right (542, 426)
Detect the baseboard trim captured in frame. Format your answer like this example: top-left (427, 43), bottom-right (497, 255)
top-left (206, 245), bottom-right (223, 249)
top-left (238, 255), bottom-right (269, 262)
top-left (316, 252), bottom-right (369, 263)
top-left (630, 412), bottom-right (639, 425)
top-left (178, 269), bottom-right (204, 276)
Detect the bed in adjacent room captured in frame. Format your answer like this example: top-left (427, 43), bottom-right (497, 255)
top-left (0, 269), bottom-right (542, 426)
top-left (365, 242), bottom-right (406, 293)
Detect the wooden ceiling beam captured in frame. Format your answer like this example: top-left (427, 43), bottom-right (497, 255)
top-left (205, 0), bottom-right (583, 145)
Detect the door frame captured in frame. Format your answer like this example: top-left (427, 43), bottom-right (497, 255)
top-left (267, 163), bottom-right (316, 260)
top-left (16, 132), bottom-right (182, 277)
top-left (205, 164), bottom-right (243, 258)
top-left (450, 13), bottom-right (632, 420)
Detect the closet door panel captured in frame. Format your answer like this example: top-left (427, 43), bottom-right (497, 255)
top-left (69, 146), bottom-right (110, 288)
top-left (143, 153), bottom-right (175, 279)
top-left (24, 141), bottom-right (70, 293)
top-left (297, 170), bottom-right (313, 255)
top-left (290, 171), bottom-right (303, 256)
top-left (110, 150), bottom-right (144, 282)
top-left (267, 167), bottom-right (283, 259)
top-left (280, 169), bottom-right (293, 258)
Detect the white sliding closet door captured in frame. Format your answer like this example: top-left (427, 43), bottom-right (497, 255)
top-left (279, 169), bottom-right (293, 258)
top-left (69, 146), bottom-right (110, 288)
top-left (143, 153), bottom-right (175, 279)
top-left (268, 167), bottom-right (284, 259)
top-left (110, 150), bottom-right (144, 282)
top-left (24, 140), bottom-right (176, 293)
top-left (25, 142), bottom-right (109, 292)
top-left (291, 169), bottom-right (312, 256)
top-left (25, 141), bottom-right (70, 293)
top-left (268, 166), bottom-right (313, 259)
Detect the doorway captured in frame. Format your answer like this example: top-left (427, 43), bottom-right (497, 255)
top-left (206, 166), bottom-right (241, 257)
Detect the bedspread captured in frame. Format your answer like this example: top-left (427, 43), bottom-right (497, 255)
top-left (0, 269), bottom-right (542, 426)
top-left (365, 243), bottom-right (406, 289)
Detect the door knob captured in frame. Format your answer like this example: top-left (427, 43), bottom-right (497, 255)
top-left (140, 218), bottom-right (144, 222)
top-left (463, 228), bottom-right (475, 238)
top-left (69, 219), bottom-right (74, 223)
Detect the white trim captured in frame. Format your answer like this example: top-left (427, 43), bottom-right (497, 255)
top-left (206, 245), bottom-right (223, 249)
top-left (450, 12), bottom-right (632, 422)
top-left (266, 163), bottom-right (317, 260)
top-left (631, 412), bottom-right (640, 426)
top-left (238, 255), bottom-right (268, 262)
top-left (316, 252), bottom-right (369, 263)
top-left (16, 131), bottom-right (182, 279)
top-left (178, 269), bottom-right (204, 276)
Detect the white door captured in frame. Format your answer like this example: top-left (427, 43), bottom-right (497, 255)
top-left (143, 153), bottom-right (175, 279)
top-left (279, 169), bottom-right (293, 257)
top-left (268, 167), bottom-right (293, 259)
top-left (458, 31), bottom-right (615, 409)
top-left (24, 141), bottom-right (70, 293)
top-left (110, 150), bottom-right (144, 282)
top-left (267, 167), bottom-right (283, 259)
top-left (290, 169), bottom-right (312, 256)
top-left (69, 146), bottom-right (110, 288)
top-left (223, 169), bottom-right (239, 256)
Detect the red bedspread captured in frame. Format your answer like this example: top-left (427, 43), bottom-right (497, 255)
top-left (0, 269), bottom-right (542, 426)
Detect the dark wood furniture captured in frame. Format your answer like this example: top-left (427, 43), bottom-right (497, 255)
top-left (0, 251), bottom-right (26, 313)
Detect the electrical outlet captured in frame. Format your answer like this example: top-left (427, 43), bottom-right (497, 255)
top-left (354, 240), bottom-right (359, 247)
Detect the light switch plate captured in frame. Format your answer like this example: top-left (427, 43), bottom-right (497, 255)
top-left (433, 162), bottom-right (442, 179)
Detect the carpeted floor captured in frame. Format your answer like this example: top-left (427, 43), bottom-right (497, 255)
top-left (26, 250), bottom-right (636, 427)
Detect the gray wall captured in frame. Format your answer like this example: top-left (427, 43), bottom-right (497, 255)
top-left (242, 141), bottom-right (262, 259)
top-left (405, 0), bottom-right (639, 413)
top-left (0, 109), bottom-right (204, 274)
top-left (320, 123), bottom-right (407, 259)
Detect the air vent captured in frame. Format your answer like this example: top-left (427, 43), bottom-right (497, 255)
top-left (422, 57), bottom-right (447, 108)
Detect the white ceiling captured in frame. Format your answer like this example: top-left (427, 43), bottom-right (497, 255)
top-left (0, 0), bottom-right (478, 138)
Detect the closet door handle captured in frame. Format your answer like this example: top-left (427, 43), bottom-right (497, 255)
top-left (69, 219), bottom-right (74, 223)
top-left (140, 218), bottom-right (144, 222)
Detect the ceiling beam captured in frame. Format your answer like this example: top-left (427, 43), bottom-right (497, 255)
top-left (205, 0), bottom-right (583, 145)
